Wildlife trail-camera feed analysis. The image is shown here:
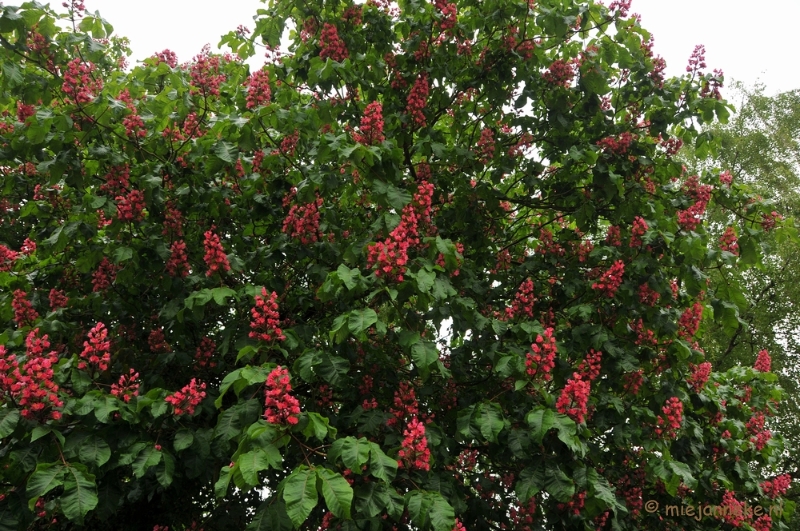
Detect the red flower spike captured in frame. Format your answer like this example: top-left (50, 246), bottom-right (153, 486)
top-left (755, 349), bottom-right (771, 372)
top-left (203, 230), bottom-right (230, 277)
top-left (249, 288), bottom-right (286, 343)
top-left (263, 366), bottom-right (301, 425)
top-left (165, 378), bottom-right (207, 416)
top-left (79, 322), bottom-right (111, 372)
top-left (556, 373), bottom-right (591, 423)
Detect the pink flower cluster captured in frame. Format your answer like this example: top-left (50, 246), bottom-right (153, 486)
top-left (623, 369), bottom-right (643, 395)
top-left (0, 244), bottom-right (19, 272)
top-left (166, 240), bottom-right (190, 278)
top-left (434, 0), bottom-right (457, 31)
top-left (116, 189), bottom-right (145, 222)
top-left (352, 101), bottom-right (385, 145)
top-left (282, 193), bottom-right (324, 245)
top-left (0, 330), bottom-right (63, 420)
top-left (264, 366), bottom-right (301, 425)
top-left (677, 175), bottom-right (712, 231)
top-left (629, 216), bottom-right (647, 247)
top-left (245, 69), bottom-right (271, 109)
top-left (49, 289), bottom-right (68, 310)
top-left (79, 322), bottom-right (111, 372)
top-left (542, 59), bottom-right (576, 87)
top-left (190, 45), bottom-right (225, 97)
top-left (761, 474), bottom-right (791, 499)
top-left (678, 302), bottom-right (703, 340)
top-left (719, 226), bottom-right (739, 255)
top-left (761, 211), bottom-right (783, 231)
top-left (525, 327), bottom-right (557, 382)
top-left (388, 381), bottom-right (419, 428)
top-left (110, 368), bottom-right (140, 403)
top-left (605, 225), bottom-right (622, 246)
top-left (165, 378), bottom-right (207, 416)
top-left (249, 288), bottom-right (286, 343)
top-left (755, 349), bottom-right (771, 372)
top-left (507, 278), bottom-right (535, 319)
top-left (319, 23), bottom-right (349, 62)
top-left (406, 74), bottom-right (429, 128)
top-left (474, 128), bottom-right (495, 164)
top-left (195, 337), bottom-right (217, 369)
top-left (92, 257), bottom-right (119, 292)
top-left (397, 417), bottom-right (431, 471)
top-left (151, 49), bottom-right (178, 68)
top-left (20, 238), bottom-right (36, 255)
top-left (203, 230), bottom-right (230, 277)
top-left (654, 397), bottom-right (683, 437)
top-left (687, 361), bottom-right (712, 392)
top-left (12, 289), bottom-right (39, 327)
top-left (61, 58), bottom-right (102, 104)
top-left (556, 373), bottom-right (591, 423)
top-left (577, 349), bottom-right (602, 381)
top-left (597, 132), bottom-right (635, 155)
top-left (592, 260), bottom-right (625, 297)
top-left (367, 181), bottom-right (434, 282)
top-left (148, 328), bottom-right (171, 353)
top-left (637, 283), bottom-right (660, 306)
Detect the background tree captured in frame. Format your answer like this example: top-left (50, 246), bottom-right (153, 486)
top-left (0, 1), bottom-right (796, 530)
top-left (684, 81), bottom-right (800, 526)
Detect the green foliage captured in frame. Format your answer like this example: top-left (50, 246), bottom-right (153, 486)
top-left (0, 1), bottom-right (795, 530)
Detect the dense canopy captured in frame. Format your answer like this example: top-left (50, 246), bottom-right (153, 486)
top-left (0, 0), bottom-right (795, 530)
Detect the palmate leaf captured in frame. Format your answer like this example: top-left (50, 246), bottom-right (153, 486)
top-left (283, 467), bottom-right (318, 529)
top-left (0, 407), bottom-right (20, 438)
top-left (60, 464), bottom-right (98, 523)
top-left (316, 468), bottom-right (353, 519)
top-left (78, 435), bottom-right (111, 468)
top-left (26, 462), bottom-right (66, 510)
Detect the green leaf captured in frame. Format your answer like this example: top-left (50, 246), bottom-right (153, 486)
top-left (212, 287), bottom-right (237, 305)
top-left (214, 140), bottom-right (238, 163)
top-left (215, 466), bottom-right (233, 499)
top-left (411, 340), bottom-right (439, 377)
top-left (27, 462), bottom-right (66, 509)
top-left (476, 402), bottom-right (505, 442)
top-left (515, 466), bottom-right (544, 500)
top-left (79, 436), bottom-right (111, 468)
top-left (60, 465), bottom-right (98, 523)
top-left (156, 453), bottom-right (175, 488)
top-left (338, 437), bottom-right (371, 470)
top-left (428, 493), bottom-right (455, 531)
top-left (215, 407), bottom-right (243, 441)
top-left (112, 246), bottom-right (133, 263)
top-left (544, 463), bottom-right (575, 502)
top-left (238, 448), bottom-right (278, 486)
top-left (283, 467), bottom-right (319, 528)
top-left (337, 264), bottom-right (359, 290)
top-left (416, 269), bottom-right (435, 293)
top-left (406, 491), bottom-right (433, 530)
top-left (131, 446), bottom-right (162, 478)
top-left (317, 468), bottom-right (353, 519)
top-left (0, 408), bottom-right (19, 438)
top-left (527, 407), bottom-right (556, 443)
top-left (93, 395), bottom-right (119, 423)
top-left (174, 429), bottom-right (194, 452)
top-left (368, 443), bottom-right (397, 482)
top-left (302, 412), bottom-right (335, 442)
top-left (348, 309), bottom-right (378, 335)
top-left (354, 482), bottom-right (389, 518)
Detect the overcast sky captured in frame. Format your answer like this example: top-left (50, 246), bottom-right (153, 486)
top-left (83, 0), bottom-right (798, 95)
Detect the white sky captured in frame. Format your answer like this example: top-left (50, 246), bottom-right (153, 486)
top-left (82, 0), bottom-right (798, 95)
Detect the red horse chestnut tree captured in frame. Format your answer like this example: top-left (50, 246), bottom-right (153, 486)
top-left (0, 0), bottom-right (795, 529)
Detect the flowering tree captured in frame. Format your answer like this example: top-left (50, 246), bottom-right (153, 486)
top-left (0, 1), bottom-right (796, 530)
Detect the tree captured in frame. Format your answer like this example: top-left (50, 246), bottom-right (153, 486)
top-left (684, 81), bottom-right (800, 525)
top-left (0, 0), bottom-right (795, 530)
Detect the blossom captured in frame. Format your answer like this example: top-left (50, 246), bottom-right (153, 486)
top-left (525, 328), bottom-right (557, 381)
top-left (110, 369), bottom-right (140, 403)
top-left (654, 397), bottom-right (683, 437)
top-left (319, 23), bottom-right (348, 62)
top-left (406, 74), bottom-right (429, 128)
top-left (12, 289), bottom-right (39, 327)
top-left (556, 373), bottom-right (591, 423)
top-left (264, 366), bottom-right (301, 425)
top-left (592, 260), bottom-right (624, 297)
top-left (245, 69), bottom-right (271, 109)
top-left (165, 378), bottom-right (207, 416)
top-left (203, 230), bottom-right (230, 276)
top-left (754, 349), bottom-right (771, 372)
top-left (397, 417), bottom-right (430, 471)
top-left (352, 101), bottom-right (385, 145)
top-left (249, 288), bottom-right (286, 343)
top-left (79, 322), bottom-right (111, 372)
